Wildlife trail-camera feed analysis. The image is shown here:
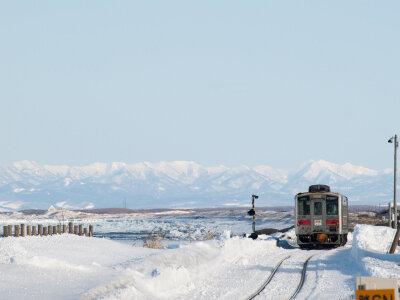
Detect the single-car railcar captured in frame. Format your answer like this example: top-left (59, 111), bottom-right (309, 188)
top-left (295, 184), bottom-right (348, 248)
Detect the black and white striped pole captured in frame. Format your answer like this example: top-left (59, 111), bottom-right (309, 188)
top-left (248, 194), bottom-right (259, 239)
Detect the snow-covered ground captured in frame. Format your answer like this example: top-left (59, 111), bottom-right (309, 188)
top-left (0, 224), bottom-right (399, 299)
top-left (0, 209), bottom-right (294, 241)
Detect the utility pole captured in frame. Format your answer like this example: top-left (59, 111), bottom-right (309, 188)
top-left (388, 135), bottom-right (398, 229)
top-left (395, 134), bottom-right (398, 230)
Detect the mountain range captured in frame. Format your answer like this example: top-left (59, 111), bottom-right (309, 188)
top-left (0, 160), bottom-right (394, 211)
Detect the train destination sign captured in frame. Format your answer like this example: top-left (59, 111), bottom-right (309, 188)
top-left (355, 289), bottom-right (395, 300)
top-left (314, 219), bottom-right (322, 226)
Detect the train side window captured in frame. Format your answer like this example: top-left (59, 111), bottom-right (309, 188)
top-left (326, 196), bottom-right (338, 215)
top-left (341, 196), bottom-right (348, 215)
top-left (314, 202), bottom-right (322, 215)
top-left (298, 196), bottom-right (310, 215)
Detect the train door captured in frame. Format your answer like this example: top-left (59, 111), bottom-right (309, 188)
top-left (341, 196), bottom-right (348, 232)
top-left (311, 196), bottom-right (324, 232)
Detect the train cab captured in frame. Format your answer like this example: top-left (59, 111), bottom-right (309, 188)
top-left (295, 184), bottom-right (348, 248)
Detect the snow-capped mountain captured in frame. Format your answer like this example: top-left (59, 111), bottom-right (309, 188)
top-left (0, 160), bottom-right (394, 210)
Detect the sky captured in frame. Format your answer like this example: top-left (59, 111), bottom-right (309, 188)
top-left (0, 1), bottom-right (399, 171)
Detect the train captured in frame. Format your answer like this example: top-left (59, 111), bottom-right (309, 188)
top-left (295, 184), bottom-right (349, 248)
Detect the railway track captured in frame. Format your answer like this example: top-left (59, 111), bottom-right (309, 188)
top-left (246, 253), bottom-right (315, 300)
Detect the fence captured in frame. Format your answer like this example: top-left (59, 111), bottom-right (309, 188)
top-left (2, 222), bottom-right (93, 237)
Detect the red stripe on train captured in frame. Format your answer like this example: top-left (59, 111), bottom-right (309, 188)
top-left (326, 220), bottom-right (339, 225)
top-left (297, 220), bottom-right (311, 226)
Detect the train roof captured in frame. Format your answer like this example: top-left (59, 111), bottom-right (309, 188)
top-left (295, 185), bottom-right (347, 198)
top-left (295, 191), bottom-right (346, 197)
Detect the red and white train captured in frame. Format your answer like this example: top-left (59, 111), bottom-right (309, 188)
top-left (295, 184), bottom-right (349, 248)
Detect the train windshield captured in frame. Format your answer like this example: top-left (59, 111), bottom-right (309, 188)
top-left (314, 202), bottom-right (322, 215)
top-left (326, 196), bottom-right (338, 215)
top-left (297, 196), bottom-right (310, 215)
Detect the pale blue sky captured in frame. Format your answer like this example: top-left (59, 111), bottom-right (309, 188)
top-left (0, 1), bottom-right (399, 170)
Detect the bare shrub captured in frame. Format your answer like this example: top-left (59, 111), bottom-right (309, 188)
top-left (143, 229), bottom-right (165, 249)
top-left (200, 231), bottom-right (219, 241)
top-left (337, 295), bottom-right (355, 300)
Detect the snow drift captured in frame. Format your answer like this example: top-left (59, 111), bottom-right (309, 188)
top-left (0, 224), bottom-right (399, 299)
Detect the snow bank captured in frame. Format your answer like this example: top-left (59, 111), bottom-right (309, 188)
top-left (0, 232), bottom-right (283, 300)
top-left (84, 236), bottom-right (279, 299)
top-left (351, 224), bottom-right (400, 279)
top-left (351, 224), bottom-right (396, 257)
top-left (0, 235), bottom-right (155, 300)
top-left (2, 224), bottom-right (400, 300)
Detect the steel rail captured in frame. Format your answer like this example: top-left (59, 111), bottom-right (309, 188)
top-left (288, 254), bottom-right (314, 300)
top-left (245, 255), bottom-right (291, 300)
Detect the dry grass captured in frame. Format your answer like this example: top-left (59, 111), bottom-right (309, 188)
top-left (142, 229), bottom-right (165, 249)
top-left (337, 295), bottom-right (355, 300)
top-left (199, 231), bottom-right (219, 241)
top-left (349, 213), bottom-right (387, 232)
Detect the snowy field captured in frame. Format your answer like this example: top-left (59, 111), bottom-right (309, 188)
top-left (0, 208), bottom-right (294, 242)
top-left (0, 224), bottom-right (399, 299)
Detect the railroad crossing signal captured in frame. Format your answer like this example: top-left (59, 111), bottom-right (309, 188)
top-left (248, 195), bottom-right (258, 239)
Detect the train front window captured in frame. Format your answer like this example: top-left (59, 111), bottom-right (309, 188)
top-left (297, 196), bottom-right (310, 215)
top-left (314, 202), bottom-right (322, 215)
top-left (326, 196), bottom-right (338, 215)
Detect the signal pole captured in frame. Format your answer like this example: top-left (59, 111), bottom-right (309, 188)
top-left (248, 195), bottom-right (258, 239)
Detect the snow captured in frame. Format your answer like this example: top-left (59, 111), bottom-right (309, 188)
top-left (85, 203), bottom-right (95, 209)
top-left (298, 160), bottom-right (378, 181)
top-left (0, 235), bottom-right (155, 300)
top-left (1, 224), bottom-right (399, 299)
top-left (253, 165), bottom-right (288, 183)
top-left (352, 224), bottom-right (395, 254)
top-left (64, 178), bottom-right (72, 186)
top-left (0, 201), bottom-right (24, 210)
top-left (0, 209), bottom-right (293, 242)
top-left (0, 160), bottom-right (393, 209)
